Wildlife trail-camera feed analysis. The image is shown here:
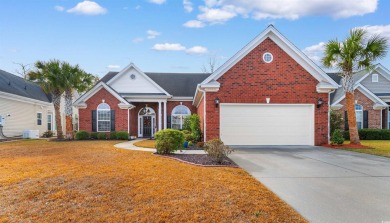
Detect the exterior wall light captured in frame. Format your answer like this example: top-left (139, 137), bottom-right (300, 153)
top-left (215, 97), bottom-right (220, 108)
top-left (317, 98), bottom-right (324, 108)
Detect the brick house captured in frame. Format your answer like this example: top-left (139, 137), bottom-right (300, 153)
top-left (74, 25), bottom-right (341, 146)
top-left (329, 64), bottom-right (390, 131)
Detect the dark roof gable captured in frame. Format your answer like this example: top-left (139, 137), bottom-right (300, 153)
top-left (0, 69), bottom-right (51, 103)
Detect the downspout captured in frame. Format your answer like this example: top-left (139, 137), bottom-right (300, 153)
top-left (198, 87), bottom-right (207, 142)
top-left (328, 89), bottom-right (336, 143)
top-left (128, 106), bottom-right (135, 135)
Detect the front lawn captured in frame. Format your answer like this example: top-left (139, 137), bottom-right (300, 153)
top-left (343, 140), bottom-right (390, 158)
top-left (0, 140), bottom-right (306, 222)
top-left (133, 139), bottom-right (156, 148)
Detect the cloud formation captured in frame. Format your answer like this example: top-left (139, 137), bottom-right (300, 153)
top-left (67, 1), bottom-right (107, 15)
top-left (357, 25), bottom-right (390, 40)
top-left (147, 30), bottom-right (161, 39)
top-left (303, 42), bottom-right (326, 65)
top-left (183, 20), bottom-right (205, 28)
top-left (148, 0), bottom-right (166, 5)
top-left (152, 43), bottom-right (208, 55)
top-left (183, 0), bottom-right (193, 13)
top-left (186, 46), bottom-right (209, 54)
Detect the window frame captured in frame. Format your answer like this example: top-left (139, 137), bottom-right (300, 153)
top-left (47, 114), bottom-right (53, 131)
top-left (97, 103), bottom-right (111, 132)
top-left (37, 112), bottom-right (42, 126)
top-left (171, 105), bottom-right (191, 130)
top-left (262, 52), bottom-right (273, 63)
top-left (355, 104), bottom-right (363, 129)
top-left (372, 73), bottom-right (379, 82)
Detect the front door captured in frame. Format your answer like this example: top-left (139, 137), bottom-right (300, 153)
top-left (143, 116), bottom-right (152, 138)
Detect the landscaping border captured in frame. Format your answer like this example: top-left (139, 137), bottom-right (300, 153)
top-left (153, 153), bottom-right (239, 168)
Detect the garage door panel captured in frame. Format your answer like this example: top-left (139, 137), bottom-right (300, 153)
top-left (220, 104), bottom-right (314, 146)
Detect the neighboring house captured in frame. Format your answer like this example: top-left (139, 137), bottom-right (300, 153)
top-left (329, 64), bottom-right (390, 130)
top-left (0, 69), bottom-right (79, 137)
top-left (75, 25), bottom-right (339, 146)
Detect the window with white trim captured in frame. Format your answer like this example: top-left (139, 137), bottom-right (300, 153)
top-left (263, 52), bottom-right (273, 63)
top-left (47, 114), bottom-right (53, 131)
top-left (37, 112), bottom-right (42, 126)
top-left (171, 105), bottom-right (191, 130)
top-left (355, 104), bottom-right (363, 129)
top-left (97, 103), bottom-right (111, 132)
top-left (372, 73), bottom-right (379, 82)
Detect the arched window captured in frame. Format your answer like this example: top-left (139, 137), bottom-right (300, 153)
top-left (355, 104), bottom-right (363, 129)
top-left (171, 105), bottom-right (191, 130)
top-left (97, 103), bottom-right (111, 132)
top-left (372, 73), bottom-right (379, 82)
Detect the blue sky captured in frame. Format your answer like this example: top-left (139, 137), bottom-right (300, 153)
top-left (1, 0), bottom-right (389, 77)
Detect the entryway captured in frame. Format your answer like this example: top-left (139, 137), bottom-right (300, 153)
top-left (138, 107), bottom-right (156, 138)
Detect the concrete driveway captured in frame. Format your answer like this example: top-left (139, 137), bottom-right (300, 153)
top-left (229, 146), bottom-right (390, 223)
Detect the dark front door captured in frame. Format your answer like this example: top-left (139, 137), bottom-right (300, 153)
top-left (143, 116), bottom-right (152, 138)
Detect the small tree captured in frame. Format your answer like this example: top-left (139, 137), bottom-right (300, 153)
top-left (330, 111), bottom-right (343, 136)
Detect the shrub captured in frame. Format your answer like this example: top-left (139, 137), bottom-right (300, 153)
top-left (331, 129), bottom-right (344, 145)
top-left (90, 132), bottom-right (98, 139)
top-left (183, 116), bottom-right (191, 131)
top-left (343, 129), bottom-right (390, 140)
top-left (98, 132), bottom-right (107, 140)
top-left (330, 111), bottom-right (343, 136)
top-left (116, 131), bottom-right (129, 140)
top-left (204, 139), bottom-right (234, 164)
top-left (42, 131), bottom-right (54, 138)
top-left (196, 141), bottom-right (204, 148)
top-left (155, 129), bottom-right (184, 154)
top-left (189, 114), bottom-right (202, 143)
top-left (75, 131), bottom-right (89, 140)
top-left (182, 130), bottom-right (193, 142)
top-left (110, 131), bottom-right (117, 140)
top-left (188, 141), bottom-right (193, 147)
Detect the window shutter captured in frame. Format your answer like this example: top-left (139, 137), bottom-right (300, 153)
top-left (363, 110), bottom-right (368, 129)
top-left (344, 111), bottom-right (349, 131)
top-left (111, 110), bottom-right (115, 131)
top-left (92, 110), bottom-right (97, 132)
top-left (167, 116), bottom-right (171, 128)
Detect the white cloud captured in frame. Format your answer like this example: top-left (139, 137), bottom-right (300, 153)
top-left (186, 46), bottom-right (209, 55)
top-left (54, 6), bottom-right (65, 12)
top-left (148, 0), bottom-right (166, 5)
top-left (183, 20), bottom-right (205, 28)
top-left (152, 43), bottom-right (186, 51)
top-left (303, 42), bottom-right (326, 65)
top-left (107, 65), bottom-right (120, 69)
top-left (132, 37), bottom-right (144, 43)
top-left (147, 30), bottom-right (161, 39)
top-left (67, 1), bottom-right (107, 15)
top-left (194, 0), bottom-right (377, 24)
top-left (183, 0), bottom-right (193, 13)
top-left (356, 25), bottom-right (390, 40)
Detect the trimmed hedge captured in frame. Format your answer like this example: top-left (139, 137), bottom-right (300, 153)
top-left (90, 132), bottom-right (98, 139)
top-left (75, 131), bottom-right (89, 140)
top-left (344, 129), bottom-right (390, 140)
top-left (155, 129), bottom-right (184, 154)
top-left (116, 131), bottom-right (129, 140)
top-left (98, 132), bottom-right (107, 140)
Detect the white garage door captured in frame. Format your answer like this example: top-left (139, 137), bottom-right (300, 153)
top-left (220, 104), bottom-right (314, 146)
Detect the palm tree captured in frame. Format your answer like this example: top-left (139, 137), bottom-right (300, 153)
top-left (62, 63), bottom-right (94, 139)
top-left (322, 29), bottom-right (388, 144)
top-left (28, 60), bottom-right (66, 139)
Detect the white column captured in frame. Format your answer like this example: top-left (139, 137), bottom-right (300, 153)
top-left (158, 101), bottom-right (162, 131)
top-left (163, 101), bottom-right (167, 129)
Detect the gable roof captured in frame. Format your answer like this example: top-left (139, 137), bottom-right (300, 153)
top-left (100, 71), bottom-right (210, 97)
top-left (201, 25), bottom-right (338, 88)
top-left (0, 69), bottom-right (51, 103)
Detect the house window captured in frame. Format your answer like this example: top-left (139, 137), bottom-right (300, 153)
top-left (97, 103), bottom-right (111, 132)
top-left (355, 104), bottom-right (363, 129)
top-left (171, 105), bottom-right (191, 130)
top-left (37, 112), bottom-right (42, 126)
top-left (372, 73), bottom-right (379, 82)
top-left (263, 52), bottom-right (273, 63)
top-left (47, 114), bottom-right (53, 131)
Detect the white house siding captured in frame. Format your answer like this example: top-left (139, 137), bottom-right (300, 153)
top-left (360, 73), bottom-right (390, 94)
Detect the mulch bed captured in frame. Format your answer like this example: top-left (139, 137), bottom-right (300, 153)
top-left (155, 154), bottom-right (239, 167)
top-left (322, 144), bottom-right (373, 149)
top-left (185, 145), bottom-right (204, 150)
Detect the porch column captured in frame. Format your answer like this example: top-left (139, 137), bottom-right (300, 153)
top-left (163, 101), bottom-right (167, 129)
top-left (158, 101), bottom-right (162, 131)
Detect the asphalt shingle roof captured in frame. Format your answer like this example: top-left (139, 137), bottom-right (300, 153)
top-left (100, 72), bottom-right (211, 97)
top-left (0, 69), bottom-right (51, 103)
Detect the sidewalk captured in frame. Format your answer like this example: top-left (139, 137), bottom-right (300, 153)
top-left (114, 139), bottom-right (206, 154)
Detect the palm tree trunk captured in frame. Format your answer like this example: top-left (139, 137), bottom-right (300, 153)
top-left (52, 94), bottom-right (64, 139)
top-left (345, 92), bottom-right (360, 145)
top-left (65, 89), bottom-right (73, 139)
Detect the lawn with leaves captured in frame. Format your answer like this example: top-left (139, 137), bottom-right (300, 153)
top-left (133, 139), bottom-right (156, 148)
top-left (343, 140), bottom-right (390, 158)
top-left (0, 140), bottom-right (306, 222)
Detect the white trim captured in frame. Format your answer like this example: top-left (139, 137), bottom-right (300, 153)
top-left (355, 64), bottom-right (390, 85)
top-left (169, 97), bottom-right (193, 101)
top-left (263, 52), bottom-right (273, 63)
top-left (126, 98), bottom-right (166, 103)
top-left (47, 113), bottom-right (53, 131)
top-left (123, 95), bottom-right (171, 99)
top-left (96, 103), bottom-right (111, 132)
top-left (203, 90), bottom-right (206, 142)
top-left (37, 112), bottom-right (42, 126)
top-left (106, 63), bottom-right (171, 96)
top-left (0, 91), bottom-right (52, 106)
top-left (158, 101), bottom-right (162, 131)
top-left (328, 92), bottom-right (331, 143)
top-left (73, 82), bottom-right (130, 108)
top-left (388, 107), bottom-right (390, 129)
top-left (163, 101), bottom-right (167, 129)
top-left (171, 105), bottom-right (191, 130)
top-left (355, 104), bottom-right (363, 130)
top-left (372, 73), bottom-right (379, 82)
top-left (201, 25), bottom-right (338, 88)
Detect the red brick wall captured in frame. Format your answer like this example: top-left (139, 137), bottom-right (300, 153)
top-left (79, 88), bottom-right (128, 132)
top-left (197, 97), bottom-right (205, 140)
top-left (335, 89), bottom-right (382, 129)
top-left (204, 37), bottom-right (329, 145)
